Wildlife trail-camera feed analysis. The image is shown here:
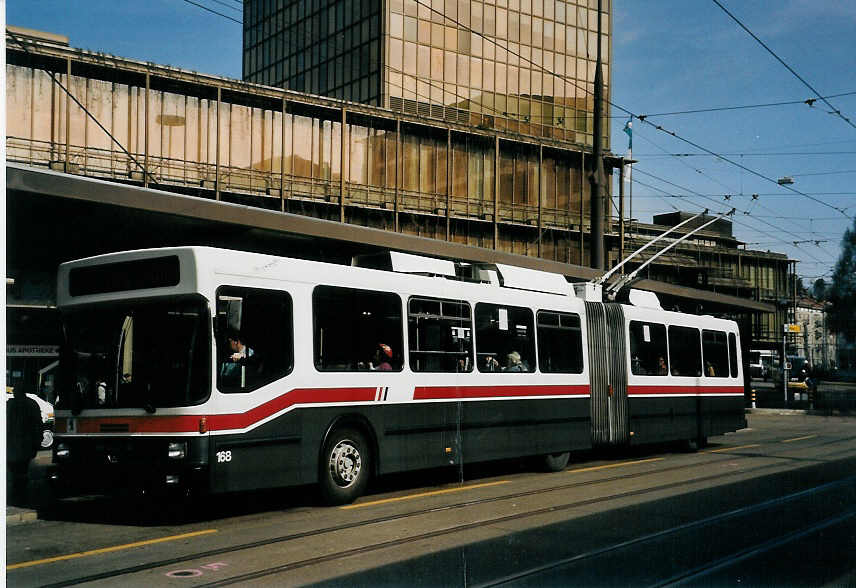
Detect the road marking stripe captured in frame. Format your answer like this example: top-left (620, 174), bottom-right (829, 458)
top-left (567, 457), bottom-right (664, 474)
top-left (341, 480), bottom-right (511, 509)
top-left (782, 434), bottom-right (818, 443)
top-left (7, 529), bottom-right (218, 570)
top-left (703, 444), bottom-right (760, 453)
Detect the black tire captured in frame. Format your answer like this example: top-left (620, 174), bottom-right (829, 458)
top-left (542, 451), bottom-right (570, 472)
top-left (319, 428), bottom-right (371, 505)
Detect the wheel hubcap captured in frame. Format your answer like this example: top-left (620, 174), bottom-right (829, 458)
top-left (329, 439), bottom-right (361, 488)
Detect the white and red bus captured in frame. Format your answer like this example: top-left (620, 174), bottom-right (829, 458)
top-left (51, 247), bottom-right (745, 504)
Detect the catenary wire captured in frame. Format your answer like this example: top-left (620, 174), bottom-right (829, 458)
top-left (409, 0), bottom-right (853, 220)
top-left (628, 129), bottom-right (834, 251)
top-left (631, 167), bottom-right (834, 267)
top-left (197, 0), bottom-right (856, 220)
top-left (180, 0), bottom-right (243, 25)
top-left (171, 0), bottom-right (856, 228)
top-left (636, 91), bottom-right (856, 119)
top-left (207, 0), bottom-right (242, 14)
top-left (711, 0), bottom-right (856, 132)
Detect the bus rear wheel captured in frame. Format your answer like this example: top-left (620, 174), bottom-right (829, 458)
top-left (319, 428), bottom-right (370, 505)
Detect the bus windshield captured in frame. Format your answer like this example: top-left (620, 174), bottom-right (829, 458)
top-left (59, 297), bottom-right (210, 411)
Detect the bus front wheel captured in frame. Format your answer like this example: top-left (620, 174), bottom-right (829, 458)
top-left (319, 428), bottom-right (371, 505)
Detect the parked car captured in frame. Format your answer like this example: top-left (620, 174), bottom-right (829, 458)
top-left (6, 387), bottom-right (55, 449)
top-left (772, 356), bottom-right (809, 393)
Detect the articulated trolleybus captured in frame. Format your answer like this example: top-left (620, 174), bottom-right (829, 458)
top-left (52, 247), bottom-right (746, 504)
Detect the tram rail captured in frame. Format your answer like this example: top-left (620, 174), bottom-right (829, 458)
top-left (28, 435), bottom-right (856, 588)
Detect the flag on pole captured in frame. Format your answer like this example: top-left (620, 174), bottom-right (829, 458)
top-left (623, 118), bottom-right (633, 153)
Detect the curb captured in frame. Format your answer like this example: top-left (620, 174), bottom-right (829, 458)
top-left (746, 408), bottom-right (808, 415)
top-left (6, 509), bottom-right (38, 526)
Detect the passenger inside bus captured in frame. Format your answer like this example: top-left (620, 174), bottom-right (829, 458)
top-left (359, 343), bottom-right (394, 371)
top-left (372, 343), bottom-right (393, 371)
top-left (484, 351), bottom-right (529, 372)
top-left (220, 330), bottom-right (255, 383)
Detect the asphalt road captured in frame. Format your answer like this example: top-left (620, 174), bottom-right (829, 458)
top-left (7, 412), bottom-right (856, 587)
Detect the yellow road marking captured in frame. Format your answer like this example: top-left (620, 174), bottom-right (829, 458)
top-left (7, 529), bottom-right (218, 570)
top-left (703, 444), bottom-right (760, 453)
top-left (341, 480), bottom-right (511, 509)
top-left (782, 434), bottom-right (817, 443)
top-left (567, 457), bottom-right (664, 474)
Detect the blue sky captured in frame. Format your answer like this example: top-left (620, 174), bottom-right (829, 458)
top-left (7, 0), bottom-right (856, 283)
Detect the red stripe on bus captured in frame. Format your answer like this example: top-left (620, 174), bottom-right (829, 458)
top-left (628, 385), bottom-right (744, 396)
top-left (58, 387), bottom-right (378, 434)
top-left (413, 384), bottom-right (590, 400)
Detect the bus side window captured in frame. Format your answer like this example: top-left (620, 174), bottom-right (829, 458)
top-left (475, 303), bottom-right (535, 373)
top-left (408, 297), bottom-right (472, 373)
top-left (669, 325), bottom-right (702, 378)
top-left (216, 287), bottom-right (294, 393)
top-left (628, 321), bottom-right (667, 376)
top-left (728, 333), bottom-right (739, 377)
top-left (537, 311), bottom-right (583, 374)
top-left (702, 330), bottom-right (729, 378)
top-left (313, 286), bottom-right (403, 372)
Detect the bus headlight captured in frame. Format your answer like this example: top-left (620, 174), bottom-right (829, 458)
top-left (56, 443), bottom-right (70, 459)
top-left (167, 441), bottom-right (187, 460)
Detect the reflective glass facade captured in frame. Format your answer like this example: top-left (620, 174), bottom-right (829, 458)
top-left (244, 0), bottom-right (383, 105)
top-left (243, 0), bottom-right (610, 148)
top-left (386, 0), bottom-right (609, 146)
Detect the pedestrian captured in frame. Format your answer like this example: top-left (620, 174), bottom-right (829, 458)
top-left (7, 386), bottom-right (43, 506)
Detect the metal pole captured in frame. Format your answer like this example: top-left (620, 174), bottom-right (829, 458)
top-left (394, 118), bottom-right (400, 232)
top-left (588, 0), bottom-right (605, 270)
top-left (618, 161), bottom-right (625, 271)
top-left (65, 57), bottom-right (71, 172)
top-left (537, 144), bottom-right (543, 258)
top-left (783, 330), bottom-right (788, 407)
top-left (446, 129), bottom-right (452, 241)
top-left (340, 107), bottom-right (346, 223)
top-left (281, 97), bottom-right (286, 212)
top-left (215, 86), bottom-right (221, 201)
top-left (494, 136), bottom-right (499, 249)
top-left (144, 72), bottom-right (150, 189)
top-left (580, 151), bottom-right (585, 265)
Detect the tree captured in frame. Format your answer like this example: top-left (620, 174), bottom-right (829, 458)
top-left (812, 278), bottom-right (828, 301)
top-left (828, 218), bottom-right (856, 340)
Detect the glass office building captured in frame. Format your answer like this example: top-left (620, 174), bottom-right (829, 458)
top-left (7, 29), bottom-right (795, 355)
top-left (243, 0), bottom-right (610, 147)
